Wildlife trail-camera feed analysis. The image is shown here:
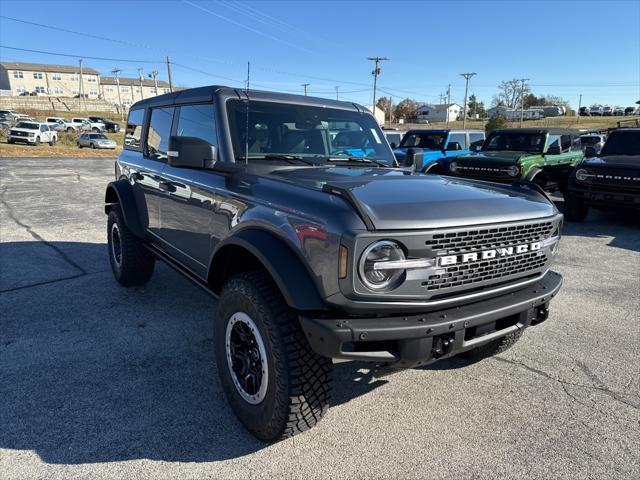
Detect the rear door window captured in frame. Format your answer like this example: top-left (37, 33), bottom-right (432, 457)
top-left (448, 133), bottom-right (467, 149)
top-left (469, 132), bottom-right (485, 146)
top-left (125, 108), bottom-right (145, 150)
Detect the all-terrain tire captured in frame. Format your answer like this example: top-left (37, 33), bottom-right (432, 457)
top-left (107, 205), bottom-right (155, 286)
top-left (460, 330), bottom-right (524, 361)
top-left (214, 271), bottom-right (332, 442)
top-left (563, 191), bottom-right (588, 222)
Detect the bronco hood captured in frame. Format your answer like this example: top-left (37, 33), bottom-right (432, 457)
top-left (268, 167), bottom-right (556, 230)
top-left (582, 154), bottom-right (640, 168)
top-left (455, 151), bottom-right (528, 165)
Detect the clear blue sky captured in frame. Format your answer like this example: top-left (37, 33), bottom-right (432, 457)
top-left (1, 0), bottom-right (638, 108)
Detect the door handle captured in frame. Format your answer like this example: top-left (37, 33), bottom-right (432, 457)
top-left (159, 181), bottom-right (176, 193)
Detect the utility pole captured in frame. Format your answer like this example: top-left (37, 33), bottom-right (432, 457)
top-left (150, 70), bottom-right (159, 96)
top-left (445, 84), bottom-right (452, 128)
top-left (577, 93), bottom-right (582, 124)
top-left (78, 59), bottom-right (85, 111)
top-left (335, 86), bottom-right (339, 100)
top-left (519, 78), bottom-right (529, 128)
top-left (166, 56), bottom-right (173, 92)
top-left (367, 56), bottom-right (389, 120)
top-left (301, 83), bottom-right (310, 96)
top-left (460, 72), bottom-right (477, 128)
top-left (112, 68), bottom-right (123, 121)
top-left (387, 97), bottom-right (393, 128)
top-left (138, 68), bottom-right (145, 100)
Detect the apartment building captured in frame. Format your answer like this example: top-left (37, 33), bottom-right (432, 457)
top-left (100, 76), bottom-right (171, 106)
top-left (0, 62), bottom-right (101, 98)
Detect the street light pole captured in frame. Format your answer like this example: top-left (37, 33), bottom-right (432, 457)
top-left (519, 78), bottom-right (529, 128)
top-left (112, 68), bottom-right (123, 121)
top-left (138, 68), bottom-right (145, 100)
top-left (577, 93), bottom-right (582, 124)
top-left (335, 86), bottom-right (339, 100)
top-left (445, 84), bottom-right (452, 128)
top-left (301, 83), bottom-right (310, 96)
top-left (460, 72), bottom-right (477, 128)
top-left (368, 56), bottom-right (388, 120)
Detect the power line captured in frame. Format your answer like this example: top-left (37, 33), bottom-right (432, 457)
top-left (0, 45), bottom-right (161, 64)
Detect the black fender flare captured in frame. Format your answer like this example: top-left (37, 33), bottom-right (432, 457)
top-left (209, 228), bottom-right (326, 311)
top-left (523, 166), bottom-right (545, 185)
top-left (423, 160), bottom-right (445, 174)
top-left (104, 179), bottom-right (146, 238)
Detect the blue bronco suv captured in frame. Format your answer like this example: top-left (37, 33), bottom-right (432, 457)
top-left (394, 129), bottom-right (485, 172)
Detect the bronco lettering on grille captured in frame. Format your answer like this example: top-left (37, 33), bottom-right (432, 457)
top-left (438, 242), bottom-right (541, 266)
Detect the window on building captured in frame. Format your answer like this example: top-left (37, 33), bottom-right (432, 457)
top-left (176, 103), bottom-right (217, 147)
top-left (163, 88), bottom-right (170, 94)
top-left (52, 73), bottom-right (62, 80)
top-left (105, 86), bottom-right (114, 92)
top-left (13, 71), bottom-right (24, 79)
top-left (87, 76), bottom-right (97, 83)
top-left (89, 90), bottom-right (98, 96)
top-left (70, 74), bottom-right (79, 81)
top-left (53, 87), bottom-right (63, 95)
top-left (33, 72), bottom-right (44, 79)
top-left (121, 86), bottom-right (130, 92)
top-left (125, 108), bottom-right (145, 149)
top-left (72, 89), bottom-right (80, 95)
top-left (35, 86), bottom-right (46, 94)
top-left (16, 85), bottom-right (26, 94)
top-left (146, 107), bottom-right (174, 159)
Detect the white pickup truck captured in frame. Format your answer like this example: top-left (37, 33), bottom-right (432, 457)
top-left (46, 117), bottom-right (79, 132)
top-left (7, 121), bottom-right (58, 146)
top-left (71, 117), bottom-right (105, 132)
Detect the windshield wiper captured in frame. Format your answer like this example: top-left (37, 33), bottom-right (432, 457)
top-left (238, 154), bottom-right (316, 166)
top-left (326, 156), bottom-right (387, 167)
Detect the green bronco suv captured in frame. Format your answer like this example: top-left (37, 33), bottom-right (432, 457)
top-left (442, 128), bottom-right (584, 191)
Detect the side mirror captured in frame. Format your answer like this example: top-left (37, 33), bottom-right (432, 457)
top-left (389, 142), bottom-right (397, 149)
top-left (584, 146), bottom-right (597, 157)
top-left (405, 147), bottom-right (424, 170)
top-left (446, 141), bottom-right (462, 151)
top-left (546, 145), bottom-right (561, 155)
top-left (168, 136), bottom-right (217, 168)
top-left (470, 144), bottom-right (479, 152)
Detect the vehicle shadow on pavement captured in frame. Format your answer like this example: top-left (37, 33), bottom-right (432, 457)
top-left (553, 198), bottom-right (640, 252)
top-left (0, 241), bottom-right (399, 463)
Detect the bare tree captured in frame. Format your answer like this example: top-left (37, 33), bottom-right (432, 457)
top-left (493, 79), bottom-right (530, 108)
top-left (393, 98), bottom-right (420, 121)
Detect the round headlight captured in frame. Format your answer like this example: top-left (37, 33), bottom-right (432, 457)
top-left (507, 165), bottom-right (520, 177)
top-left (575, 168), bottom-right (589, 181)
top-left (449, 161), bottom-right (458, 173)
top-left (358, 240), bottom-right (406, 291)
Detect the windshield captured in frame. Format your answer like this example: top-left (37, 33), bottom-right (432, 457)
top-left (399, 132), bottom-right (446, 150)
top-left (600, 131), bottom-right (640, 156)
top-left (483, 132), bottom-right (545, 153)
top-left (89, 134), bottom-right (108, 139)
top-left (15, 122), bottom-right (38, 129)
top-left (226, 100), bottom-right (395, 165)
top-left (580, 136), bottom-right (602, 145)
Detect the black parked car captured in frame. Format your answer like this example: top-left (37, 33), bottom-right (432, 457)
top-left (88, 116), bottom-right (120, 133)
top-left (105, 86), bottom-right (563, 441)
top-left (564, 128), bottom-right (640, 221)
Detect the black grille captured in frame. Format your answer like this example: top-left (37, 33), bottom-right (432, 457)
top-left (454, 164), bottom-right (515, 182)
top-left (10, 130), bottom-right (28, 137)
top-left (580, 168), bottom-right (640, 192)
top-left (425, 221), bottom-right (555, 254)
top-left (424, 250), bottom-right (548, 291)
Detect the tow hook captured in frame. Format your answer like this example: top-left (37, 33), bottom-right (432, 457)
top-left (432, 334), bottom-right (455, 358)
top-left (532, 306), bottom-right (549, 325)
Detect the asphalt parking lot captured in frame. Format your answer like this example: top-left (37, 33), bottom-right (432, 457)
top-left (1, 156), bottom-right (639, 480)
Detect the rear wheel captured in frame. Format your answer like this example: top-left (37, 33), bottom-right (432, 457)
top-left (49, 137), bottom-right (56, 146)
top-left (214, 271), bottom-right (332, 442)
top-left (563, 191), bottom-right (588, 222)
top-left (107, 205), bottom-right (155, 286)
top-left (460, 330), bottom-right (524, 361)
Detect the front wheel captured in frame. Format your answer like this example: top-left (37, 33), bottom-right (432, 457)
top-left (563, 191), bottom-right (588, 222)
top-left (90, 143), bottom-right (96, 149)
top-left (92, 127), bottom-right (99, 132)
top-left (214, 271), bottom-right (332, 442)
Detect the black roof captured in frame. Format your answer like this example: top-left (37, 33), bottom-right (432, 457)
top-left (491, 127), bottom-right (580, 135)
top-left (130, 85), bottom-right (365, 112)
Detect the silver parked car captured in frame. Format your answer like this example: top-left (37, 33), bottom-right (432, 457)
top-left (77, 133), bottom-right (117, 149)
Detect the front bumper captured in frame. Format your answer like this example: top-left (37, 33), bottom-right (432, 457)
top-left (300, 271), bottom-right (562, 369)
top-left (569, 185), bottom-right (640, 209)
top-left (8, 135), bottom-right (36, 143)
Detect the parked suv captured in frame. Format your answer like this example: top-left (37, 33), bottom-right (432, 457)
top-left (564, 128), bottom-right (640, 221)
top-left (393, 129), bottom-right (486, 172)
top-left (442, 128), bottom-right (583, 192)
top-left (7, 121), bottom-right (57, 145)
top-left (46, 117), bottom-right (78, 132)
top-left (578, 133), bottom-right (607, 154)
top-left (105, 86), bottom-right (563, 441)
top-left (88, 116), bottom-right (120, 133)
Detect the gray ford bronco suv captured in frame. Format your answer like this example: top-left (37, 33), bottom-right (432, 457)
top-left (105, 86), bottom-right (563, 441)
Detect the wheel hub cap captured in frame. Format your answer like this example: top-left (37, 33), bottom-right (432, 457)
top-left (110, 223), bottom-right (122, 266)
top-left (225, 312), bottom-right (268, 404)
